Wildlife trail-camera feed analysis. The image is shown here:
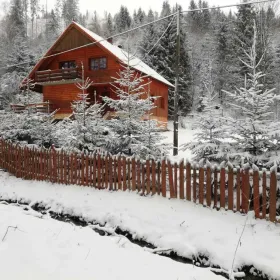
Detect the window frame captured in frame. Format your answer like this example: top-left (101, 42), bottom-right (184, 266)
top-left (89, 57), bottom-right (108, 71)
top-left (59, 60), bottom-right (76, 69)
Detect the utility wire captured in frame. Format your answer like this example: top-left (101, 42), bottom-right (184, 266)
top-left (0, 0), bottom-right (275, 71)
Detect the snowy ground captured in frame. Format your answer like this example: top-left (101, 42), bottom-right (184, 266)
top-left (161, 119), bottom-right (196, 161)
top-left (0, 203), bottom-right (224, 280)
top-left (0, 171), bottom-right (279, 279)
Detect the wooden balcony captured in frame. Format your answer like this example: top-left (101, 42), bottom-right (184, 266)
top-left (35, 68), bottom-right (82, 85)
top-left (34, 68), bottom-right (118, 85)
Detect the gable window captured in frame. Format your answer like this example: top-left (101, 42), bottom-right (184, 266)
top-left (90, 57), bottom-right (107, 70)
top-left (59, 60), bottom-right (76, 69)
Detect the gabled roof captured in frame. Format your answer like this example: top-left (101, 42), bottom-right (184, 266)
top-left (26, 21), bottom-right (173, 87)
top-left (73, 22), bottom-right (173, 87)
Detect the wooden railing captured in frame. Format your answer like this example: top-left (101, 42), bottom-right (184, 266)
top-left (10, 102), bottom-right (52, 114)
top-left (34, 68), bottom-right (117, 84)
top-left (35, 68), bottom-right (82, 83)
top-left (0, 139), bottom-right (279, 223)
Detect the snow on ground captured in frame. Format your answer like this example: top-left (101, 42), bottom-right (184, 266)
top-left (161, 119), bottom-right (196, 161)
top-left (0, 171), bottom-right (279, 279)
top-left (0, 203), bottom-right (224, 280)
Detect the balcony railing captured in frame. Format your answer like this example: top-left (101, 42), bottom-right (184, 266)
top-left (34, 68), bottom-right (118, 84)
top-left (35, 68), bottom-right (82, 84)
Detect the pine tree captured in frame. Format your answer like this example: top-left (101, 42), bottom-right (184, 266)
top-left (234, 1), bottom-right (256, 82)
top-left (89, 11), bottom-right (102, 35)
top-left (103, 52), bottom-right (166, 159)
top-left (65, 64), bottom-right (106, 151)
top-left (223, 23), bottom-right (279, 166)
top-left (115, 5), bottom-right (131, 32)
top-left (46, 9), bottom-right (60, 41)
top-left (182, 85), bottom-right (228, 161)
top-left (62, 0), bottom-right (79, 27)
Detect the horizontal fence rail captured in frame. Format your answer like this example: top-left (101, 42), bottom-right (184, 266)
top-left (0, 139), bottom-right (279, 223)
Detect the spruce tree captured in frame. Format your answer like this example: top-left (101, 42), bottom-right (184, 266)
top-left (103, 52), bottom-right (166, 159)
top-left (223, 23), bottom-right (279, 166)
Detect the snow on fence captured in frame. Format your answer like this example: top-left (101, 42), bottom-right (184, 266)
top-left (0, 139), bottom-right (279, 223)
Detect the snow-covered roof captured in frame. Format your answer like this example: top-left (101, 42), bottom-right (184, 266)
top-left (74, 22), bottom-right (174, 87)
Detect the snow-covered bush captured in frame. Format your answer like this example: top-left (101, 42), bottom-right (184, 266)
top-left (0, 110), bottom-right (55, 147)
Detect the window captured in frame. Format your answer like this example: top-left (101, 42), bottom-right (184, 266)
top-left (59, 60), bottom-right (76, 69)
top-left (89, 57), bottom-right (107, 70)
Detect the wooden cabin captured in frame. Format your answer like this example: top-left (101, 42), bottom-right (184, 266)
top-left (23, 21), bottom-right (173, 124)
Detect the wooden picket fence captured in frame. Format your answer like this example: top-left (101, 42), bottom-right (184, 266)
top-left (0, 139), bottom-right (279, 223)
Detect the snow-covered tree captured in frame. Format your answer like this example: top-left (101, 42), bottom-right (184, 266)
top-left (55, 63), bottom-right (107, 152)
top-left (182, 74), bottom-right (229, 161)
top-left (223, 22), bottom-right (280, 166)
top-left (103, 52), bottom-right (167, 159)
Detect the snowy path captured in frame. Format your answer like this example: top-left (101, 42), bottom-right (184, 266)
top-left (0, 171), bottom-right (279, 279)
top-left (0, 203), bottom-right (223, 280)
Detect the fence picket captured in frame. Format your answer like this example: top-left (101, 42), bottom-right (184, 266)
top-left (213, 167), bottom-right (218, 208)
top-left (168, 161), bottom-right (174, 198)
top-left (146, 160), bottom-right (150, 194)
top-left (220, 168), bottom-right (226, 209)
top-left (179, 160), bottom-right (184, 199)
top-left (236, 168), bottom-right (241, 212)
top-left (228, 167), bottom-right (234, 211)
top-left (132, 158), bottom-right (136, 191)
top-left (162, 159), bottom-right (166, 197)
top-left (152, 160), bottom-right (156, 195)
top-left (253, 170), bottom-right (260, 218)
top-left (269, 169), bottom-right (277, 222)
top-left (206, 166), bottom-right (211, 207)
top-left (199, 167), bottom-right (204, 205)
top-left (123, 157), bottom-right (127, 191)
top-left (193, 167), bottom-right (197, 203)
top-left (262, 171), bottom-right (267, 219)
top-left (0, 139), bottom-right (278, 223)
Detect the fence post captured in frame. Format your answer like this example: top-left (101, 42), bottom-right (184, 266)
top-left (174, 162), bottom-right (178, 198)
top-left (269, 167), bottom-right (277, 222)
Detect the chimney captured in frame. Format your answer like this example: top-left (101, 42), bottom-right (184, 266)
top-left (107, 37), bottom-right (113, 44)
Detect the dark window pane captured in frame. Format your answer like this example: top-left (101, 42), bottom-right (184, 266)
top-left (59, 61), bottom-right (76, 69)
top-left (90, 58), bottom-right (99, 70)
top-left (99, 57), bottom-right (107, 69)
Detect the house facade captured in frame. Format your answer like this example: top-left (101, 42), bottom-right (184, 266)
top-left (24, 22), bottom-right (173, 123)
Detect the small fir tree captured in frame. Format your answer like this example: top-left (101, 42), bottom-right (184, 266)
top-left (223, 22), bottom-right (279, 166)
top-left (103, 51), bottom-right (167, 159)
